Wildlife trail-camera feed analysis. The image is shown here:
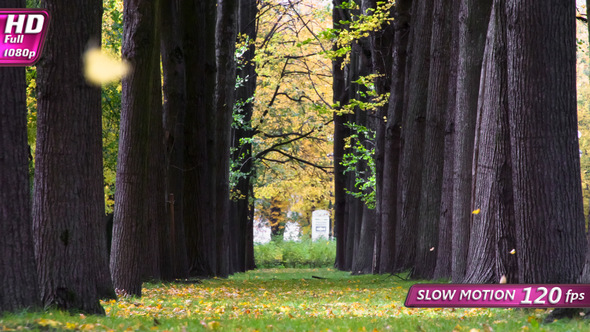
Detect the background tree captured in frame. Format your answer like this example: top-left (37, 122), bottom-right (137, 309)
top-left (34, 0), bottom-right (112, 313)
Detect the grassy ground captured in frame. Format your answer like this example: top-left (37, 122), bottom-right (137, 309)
top-left (1, 268), bottom-right (589, 331)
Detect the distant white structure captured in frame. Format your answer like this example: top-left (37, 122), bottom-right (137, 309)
top-left (311, 210), bottom-right (330, 241)
top-left (283, 221), bottom-right (301, 242)
top-left (253, 218), bottom-right (271, 244)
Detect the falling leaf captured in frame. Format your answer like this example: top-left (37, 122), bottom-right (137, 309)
top-left (472, 209), bottom-right (481, 215)
top-left (510, 249), bottom-right (516, 255)
top-left (429, 247), bottom-right (435, 252)
top-left (83, 47), bottom-right (130, 86)
top-left (499, 275), bottom-right (507, 284)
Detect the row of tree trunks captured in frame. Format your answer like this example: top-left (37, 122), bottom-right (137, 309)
top-left (333, 0), bottom-right (587, 287)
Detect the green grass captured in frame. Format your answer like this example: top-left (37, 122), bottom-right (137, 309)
top-left (254, 239), bottom-right (336, 268)
top-left (1, 268), bottom-right (589, 331)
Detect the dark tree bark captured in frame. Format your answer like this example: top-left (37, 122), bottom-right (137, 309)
top-left (451, 0), bottom-right (492, 282)
top-left (161, 0), bottom-right (189, 279)
top-left (365, 0), bottom-right (394, 273)
top-left (111, 0), bottom-right (161, 296)
top-left (215, 0), bottom-right (239, 277)
top-left (506, 0), bottom-right (586, 283)
top-left (144, 52), bottom-right (166, 281)
top-left (181, 0), bottom-right (218, 277)
top-left (231, 0), bottom-right (258, 273)
top-left (0, 0), bottom-right (40, 310)
top-left (349, 32), bottom-right (374, 274)
top-left (412, 0), bottom-right (453, 280)
top-left (433, 0), bottom-right (460, 281)
top-left (395, 0), bottom-right (433, 273)
top-left (34, 0), bottom-right (111, 313)
top-left (379, 0), bottom-right (411, 274)
top-left (463, 0), bottom-right (516, 284)
top-left (333, 0), bottom-right (350, 271)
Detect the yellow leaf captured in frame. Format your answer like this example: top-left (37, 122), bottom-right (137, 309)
top-left (510, 249), bottom-right (516, 255)
top-left (37, 319), bottom-right (61, 328)
top-left (472, 209), bottom-right (481, 215)
top-left (83, 47), bottom-right (130, 86)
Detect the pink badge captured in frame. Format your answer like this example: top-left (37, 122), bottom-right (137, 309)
top-left (0, 9), bottom-right (50, 66)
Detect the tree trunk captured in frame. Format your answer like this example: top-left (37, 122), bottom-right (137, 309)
top-left (451, 0), bottom-right (492, 282)
top-left (366, 0), bottom-right (394, 274)
top-left (144, 53), bottom-right (166, 281)
top-left (232, 0), bottom-right (258, 273)
top-left (181, 0), bottom-right (217, 277)
top-left (379, 0), bottom-right (411, 274)
top-left (506, 0), bottom-right (586, 283)
top-left (214, 0), bottom-right (238, 277)
top-left (111, 0), bottom-right (161, 296)
top-left (0, 1), bottom-right (40, 309)
top-left (463, 0), bottom-right (516, 284)
top-left (161, 0), bottom-right (189, 279)
top-left (34, 0), bottom-right (110, 313)
top-left (433, 0), bottom-right (460, 281)
top-left (395, 0), bottom-right (433, 273)
top-left (412, 0), bottom-right (452, 280)
top-left (333, 0), bottom-right (350, 271)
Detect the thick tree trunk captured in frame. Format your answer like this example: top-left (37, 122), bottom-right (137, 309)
top-left (111, 0), bottom-right (161, 296)
top-left (451, 0), bottom-right (492, 282)
top-left (463, 0), bottom-right (516, 284)
top-left (161, 0), bottom-right (189, 279)
top-left (34, 0), bottom-right (110, 313)
top-left (181, 0), bottom-right (217, 277)
top-left (215, 0), bottom-right (238, 277)
top-left (411, 0), bottom-right (452, 280)
top-left (379, 0), bottom-right (411, 274)
top-left (433, 0), bottom-right (460, 281)
top-left (395, 0), bottom-right (433, 273)
top-left (506, 0), bottom-right (586, 283)
top-left (0, 2), bottom-right (40, 309)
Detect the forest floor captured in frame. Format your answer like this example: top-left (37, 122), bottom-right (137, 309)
top-left (1, 268), bottom-right (589, 331)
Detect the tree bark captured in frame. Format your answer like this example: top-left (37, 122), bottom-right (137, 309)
top-left (395, 0), bottom-right (433, 273)
top-left (214, 0), bottom-right (238, 277)
top-left (0, 0), bottom-right (40, 310)
top-left (379, 0), bottom-right (411, 274)
top-left (111, 0), bottom-right (161, 296)
top-left (181, 0), bottom-right (217, 277)
top-left (463, 0), bottom-right (516, 284)
top-left (333, 0), bottom-right (350, 271)
top-left (506, 0), bottom-right (586, 283)
top-left (34, 0), bottom-right (110, 313)
top-left (433, 0), bottom-right (460, 281)
top-left (451, 0), bottom-right (492, 282)
top-left (161, 0), bottom-right (189, 279)
top-left (412, 0), bottom-right (452, 280)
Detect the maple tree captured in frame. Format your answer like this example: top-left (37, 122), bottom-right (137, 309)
top-left (249, 0), bottom-right (335, 236)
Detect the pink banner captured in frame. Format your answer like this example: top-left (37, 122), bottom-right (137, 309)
top-left (405, 284), bottom-right (590, 308)
top-left (0, 9), bottom-right (50, 66)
